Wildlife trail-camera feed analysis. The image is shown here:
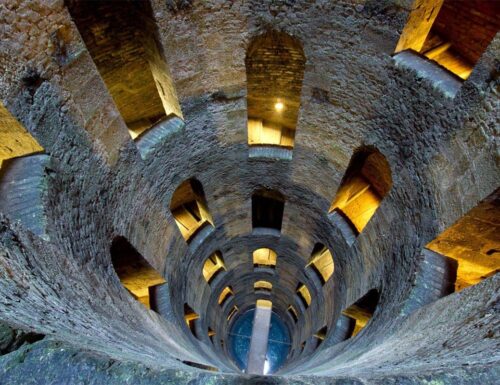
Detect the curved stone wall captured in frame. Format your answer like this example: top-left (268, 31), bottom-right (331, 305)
top-left (0, 0), bottom-right (498, 383)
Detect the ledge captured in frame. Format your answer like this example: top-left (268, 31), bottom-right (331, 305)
top-left (135, 115), bottom-right (184, 159)
top-left (328, 210), bottom-right (357, 247)
top-left (252, 227), bottom-right (281, 238)
top-left (0, 154), bottom-right (50, 240)
top-left (248, 145), bottom-right (293, 161)
top-left (400, 248), bottom-right (457, 316)
top-left (188, 224), bottom-right (215, 254)
top-left (393, 50), bottom-right (463, 98)
top-left (323, 315), bottom-right (355, 348)
top-left (304, 267), bottom-right (324, 292)
top-left (253, 266), bottom-right (276, 276)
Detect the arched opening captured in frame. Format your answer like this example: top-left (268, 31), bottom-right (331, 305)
top-left (330, 147), bottom-right (392, 235)
top-left (253, 248), bottom-right (278, 268)
top-left (287, 305), bottom-right (298, 323)
top-left (246, 31), bottom-right (306, 153)
top-left (395, 0), bottom-right (500, 80)
top-left (306, 243), bottom-right (334, 284)
top-left (110, 236), bottom-right (165, 309)
top-left (252, 189), bottom-right (285, 231)
top-left (227, 305), bottom-right (239, 322)
top-left (202, 251), bottom-right (226, 285)
top-left (66, 0), bottom-right (182, 140)
top-left (218, 286), bottom-right (234, 307)
top-left (254, 280), bottom-right (273, 292)
top-left (426, 188), bottom-right (499, 292)
top-left (296, 283), bottom-right (312, 309)
top-left (342, 289), bottom-right (380, 337)
top-left (184, 303), bottom-right (200, 338)
top-left (170, 178), bottom-right (213, 242)
top-left (312, 325), bottom-right (328, 348)
top-left (208, 327), bottom-right (216, 342)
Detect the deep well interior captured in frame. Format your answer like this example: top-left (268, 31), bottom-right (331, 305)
top-left (0, 1), bottom-right (499, 384)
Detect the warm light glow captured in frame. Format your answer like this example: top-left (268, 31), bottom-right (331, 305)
top-left (288, 305), bottom-right (298, 322)
top-left (218, 286), bottom-right (234, 306)
top-left (111, 237), bottom-right (166, 309)
top-left (254, 280), bottom-right (273, 291)
top-left (426, 188), bottom-right (500, 291)
top-left (170, 179), bottom-right (213, 242)
top-left (330, 150), bottom-right (392, 234)
top-left (307, 245), bottom-right (334, 283)
top-left (274, 101), bottom-right (284, 112)
top-left (0, 103), bottom-right (44, 168)
top-left (253, 248), bottom-right (277, 267)
top-left (296, 283), bottom-right (312, 307)
top-left (256, 299), bottom-right (272, 309)
top-left (227, 305), bottom-right (239, 321)
top-left (203, 252), bottom-right (225, 284)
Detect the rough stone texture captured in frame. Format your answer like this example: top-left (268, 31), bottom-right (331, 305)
top-left (0, 0), bottom-right (498, 384)
top-left (0, 154), bottom-right (51, 240)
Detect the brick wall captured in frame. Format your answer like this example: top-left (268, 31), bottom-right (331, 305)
top-left (246, 31), bottom-right (306, 131)
top-left (432, 0), bottom-right (500, 64)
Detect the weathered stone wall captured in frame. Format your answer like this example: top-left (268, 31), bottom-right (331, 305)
top-left (0, 0), bottom-right (498, 383)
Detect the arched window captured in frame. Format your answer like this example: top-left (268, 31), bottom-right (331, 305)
top-left (313, 325), bottom-right (328, 346)
top-left (330, 147), bottom-right (392, 235)
top-left (252, 189), bottom-right (285, 231)
top-left (426, 188), bottom-right (499, 292)
top-left (395, 0), bottom-right (500, 81)
top-left (202, 251), bottom-right (226, 284)
top-left (67, 0), bottom-right (182, 140)
top-left (287, 305), bottom-right (298, 323)
top-left (184, 303), bottom-right (200, 338)
top-left (218, 286), bottom-right (234, 307)
top-left (253, 248), bottom-right (277, 268)
top-left (342, 289), bottom-right (379, 337)
top-left (170, 178), bottom-right (213, 242)
top-left (296, 283), bottom-right (311, 309)
top-left (306, 243), bottom-right (334, 284)
top-left (246, 31), bottom-right (305, 152)
top-left (254, 280), bottom-right (273, 292)
top-left (227, 305), bottom-right (239, 322)
top-left (110, 236), bottom-right (165, 309)
top-left (208, 327), bottom-right (216, 342)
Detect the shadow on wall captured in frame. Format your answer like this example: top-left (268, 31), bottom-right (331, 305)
top-left (110, 236), bottom-right (165, 309)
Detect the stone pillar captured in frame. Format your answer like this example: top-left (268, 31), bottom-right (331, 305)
top-left (247, 299), bottom-right (272, 375)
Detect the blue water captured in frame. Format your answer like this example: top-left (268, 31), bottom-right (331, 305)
top-left (228, 309), bottom-right (291, 374)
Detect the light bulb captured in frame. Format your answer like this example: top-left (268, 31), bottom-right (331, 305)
top-left (274, 101), bottom-right (284, 112)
